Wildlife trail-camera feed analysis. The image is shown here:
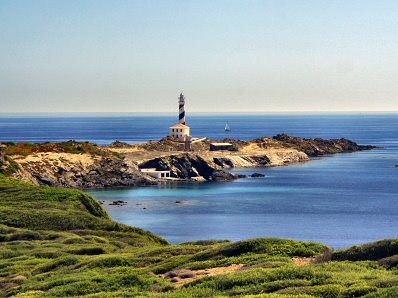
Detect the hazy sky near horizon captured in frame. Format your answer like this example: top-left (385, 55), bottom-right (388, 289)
top-left (1, 0), bottom-right (397, 113)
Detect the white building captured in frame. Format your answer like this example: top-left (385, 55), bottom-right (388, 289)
top-left (140, 168), bottom-right (171, 179)
top-left (170, 93), bottom-right (190, 142)
top-left (170, 123), bottom-right (190, 141)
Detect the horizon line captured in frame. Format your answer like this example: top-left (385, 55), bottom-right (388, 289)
top-left (0, 111), bottom-right (397, 115)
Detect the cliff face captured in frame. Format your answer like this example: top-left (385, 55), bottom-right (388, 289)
top-left (13, 152), bottom-right (155, 189)
top-left (212, 150), bottom-right (309, 168)
top-left (139, 153), bottom-right (237, 181)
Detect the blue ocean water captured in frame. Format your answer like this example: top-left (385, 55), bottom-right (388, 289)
top-left (1, 113), bottom-right (397, 248)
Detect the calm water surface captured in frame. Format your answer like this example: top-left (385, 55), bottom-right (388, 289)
top-left (1, 113), bottom-right (397, 248)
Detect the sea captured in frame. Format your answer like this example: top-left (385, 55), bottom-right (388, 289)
top-left (0, 113), bottom-right (397, 248)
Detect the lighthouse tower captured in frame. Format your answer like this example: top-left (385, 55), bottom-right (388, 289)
top-left (178, 93), bottom-right (186, 124)
top-left (170, 93), bottom-right (190, 141)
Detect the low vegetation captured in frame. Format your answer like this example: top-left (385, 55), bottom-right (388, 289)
top-left (2, 141), bottom-right (110, 157)
top-left (0, 175), bottom-right (398, 297)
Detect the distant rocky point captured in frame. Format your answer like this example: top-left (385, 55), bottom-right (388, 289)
top-left (0, 135), bottom-right (377, 189)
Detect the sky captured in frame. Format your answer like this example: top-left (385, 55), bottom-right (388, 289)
top-left (0, 0), bottom-right (397, 113)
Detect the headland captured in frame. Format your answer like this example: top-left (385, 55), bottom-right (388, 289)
top-left (0, 134), bottom-right (375, 189)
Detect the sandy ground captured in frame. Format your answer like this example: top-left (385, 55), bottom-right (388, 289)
top-left (161, 257), bottom-right (314, 287)
top-left (292, 257), bottom-right (315, 266)
top-left (14, 152), bottom-right (98, 170)
top-left (160, 264), bottom-right (245, 287)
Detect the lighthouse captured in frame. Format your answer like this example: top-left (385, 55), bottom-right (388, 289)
top-left (178, 93), bottom-right (186, 125)
top-left (170, 93), bottom-right (190, 141)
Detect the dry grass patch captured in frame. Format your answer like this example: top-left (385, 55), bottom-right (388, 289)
top-left (160, 264), bottom-right (245, 287)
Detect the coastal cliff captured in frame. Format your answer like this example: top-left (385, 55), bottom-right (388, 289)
top-left (139, 153), bottom-right (237, 181)
top-left (0, 141), bottom-right (154, 189)
top-left (14, 152), bottom-right (155, 189)
top-left (0, 135), bottom-right (376, 189)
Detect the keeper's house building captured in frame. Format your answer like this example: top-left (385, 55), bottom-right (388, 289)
top-left (170, 123), bottom-right (190, 141)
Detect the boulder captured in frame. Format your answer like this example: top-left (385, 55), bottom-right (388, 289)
top-left (213, 157), bottom-right (234, 168)
top-left (251, 173), bottom-right (265, 178)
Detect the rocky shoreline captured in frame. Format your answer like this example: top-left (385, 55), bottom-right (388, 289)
top-left (0, 134), bottom-right (376, 189)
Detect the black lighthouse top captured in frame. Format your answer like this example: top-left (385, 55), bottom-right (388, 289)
top-left (178, 93), bottom-right (186, 125)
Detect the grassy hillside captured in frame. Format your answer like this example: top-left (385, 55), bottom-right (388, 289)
top-left (1, 175), bottom-right (398, 297)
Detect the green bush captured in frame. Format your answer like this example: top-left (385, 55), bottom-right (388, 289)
top-left (32, 256), bottom-right (79, 274)
top-left (192, 238), bottom-right (327, 261)
top-left (343, 284), bottom-right (377, 297)
top-left (0, 156), bottom-right (20, 175)
top-left (69, 247), bottom-right (106, 255)
top-left (333, 239), bottom-right (398, 262)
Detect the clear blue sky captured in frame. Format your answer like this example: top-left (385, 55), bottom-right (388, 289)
top-left (0, 0), bottom-right (397, 112)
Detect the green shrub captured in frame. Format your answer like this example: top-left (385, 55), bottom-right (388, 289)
top-left (179, 240), bottom-right (230, 246)
top-left (2, 230), bottom-right (43, 242)
top-left (0, 156), bottom-right (20, 175)
top-left (364, 287), bottom-right (398, 297)
top-left (192, 238), bottom-right (327, 261)
top-left (343, 284), bottom-right (377, 297)
top-left (32, 256), bottom-right (78, 274)
top-left (87, 256), bottom-right (136, 268)
top-left (3, 141), bottom-right (108, 157)
top-left (276, 284), bottom-right (344, 297)
top-left (333, 239), bottom-right (398, 261)
top-left (69, 247), bottom-right (106, 255)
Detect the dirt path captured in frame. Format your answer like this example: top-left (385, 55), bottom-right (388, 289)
top-left (292, 257), bottom-right (315, 266)
top-left (160, 264), bottom-right (245, 287)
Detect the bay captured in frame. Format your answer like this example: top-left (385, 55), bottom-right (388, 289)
top-left (1, 113), bottom-right (397, 248)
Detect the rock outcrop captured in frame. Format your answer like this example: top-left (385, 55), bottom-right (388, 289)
top-left (212, 150), bottom-right (307, 168)
top-left (251, 173), bottom-right (265, 178)
top-left (272, 134), bottom-right (376, 157)
top-left (14, 153), bottom-right (155, 189)
top-left (139, 153), bottom-right (237, 181)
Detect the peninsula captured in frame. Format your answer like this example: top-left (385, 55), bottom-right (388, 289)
top-left (0, 134), bottom-right (375, 189)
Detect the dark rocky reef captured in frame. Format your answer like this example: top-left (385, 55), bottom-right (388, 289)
top-left (272, 134), bottom-right (376, 157)
top-left (251, 173), bottom-right (265, 178)
top-left (139, 153), bottom-right (237, 182)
